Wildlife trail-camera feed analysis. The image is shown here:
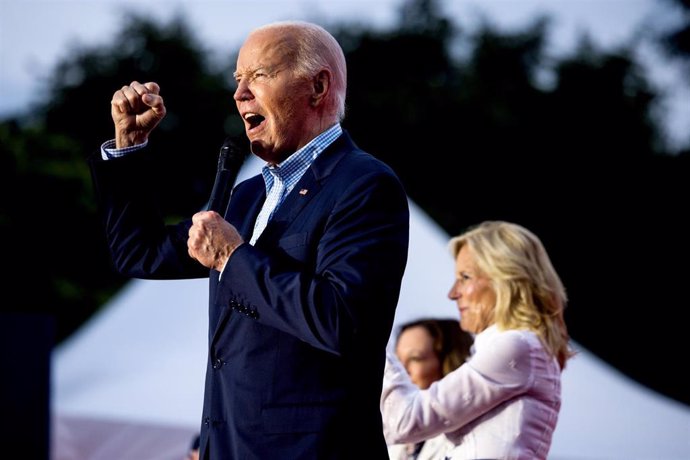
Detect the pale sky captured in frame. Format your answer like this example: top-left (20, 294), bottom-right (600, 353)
top-left (1, 0), bottom-right (688, 150)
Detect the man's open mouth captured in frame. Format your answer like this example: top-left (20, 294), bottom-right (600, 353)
top-left (244, 113), bottom-right (265, 130)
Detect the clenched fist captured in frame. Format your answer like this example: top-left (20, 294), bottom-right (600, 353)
top-left (188, 211), bottom-right (244, 272)
top-left (111, 81), bottom-right (166, 149)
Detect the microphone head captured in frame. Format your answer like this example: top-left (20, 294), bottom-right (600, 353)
top-left (219, 136), bottom-right (249, 172)
top-left (208, 136), bottom-right (249, 213)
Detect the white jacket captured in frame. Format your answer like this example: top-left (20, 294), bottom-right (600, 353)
top-left (381, 325), bottom-right (562, 460)
top-left (387, 434), bottom-right (454, 460)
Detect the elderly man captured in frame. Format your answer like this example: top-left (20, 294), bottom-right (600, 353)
top-left (89, 21), bottom-right (409, 459)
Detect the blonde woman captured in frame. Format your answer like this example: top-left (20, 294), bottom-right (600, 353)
top-left (381, 221), bottom-right (574, 460)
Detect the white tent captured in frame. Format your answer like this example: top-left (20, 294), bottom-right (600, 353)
top-left (52, 156), bottom-right (690, 460)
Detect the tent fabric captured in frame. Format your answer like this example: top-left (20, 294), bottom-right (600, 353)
top-left (52, 414), bottom-right (196, 460)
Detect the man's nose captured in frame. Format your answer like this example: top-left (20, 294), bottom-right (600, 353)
top-left (233, 80), bottom-right (252, 101)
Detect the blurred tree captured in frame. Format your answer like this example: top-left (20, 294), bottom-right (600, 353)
top-left (660, 0), bottom-right (690, 60)
top-left (548, 38), bottom-right (662, 160)
top-left (0, 12), bottom-right (240, 343)
top-left (336, 0), bottom-right (461, 224)
top-left (658, 0), bottom-right (690, 157)
top-left (40, 12), bottom-right (242, 217)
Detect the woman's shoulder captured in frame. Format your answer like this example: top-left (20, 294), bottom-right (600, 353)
top-left (469, 327), bottom-right (540, 383)
top-left (476, 326), bottom-right (537, 355)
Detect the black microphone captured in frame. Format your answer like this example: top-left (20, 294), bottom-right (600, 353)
top-left (207, 137), bottom-right (249, 215)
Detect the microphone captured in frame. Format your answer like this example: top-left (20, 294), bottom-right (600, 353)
top-left (207, 136), bottom-right (249, 215)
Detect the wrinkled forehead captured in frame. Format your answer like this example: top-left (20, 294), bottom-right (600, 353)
top-left (236, 28), bottom-right (297, 71)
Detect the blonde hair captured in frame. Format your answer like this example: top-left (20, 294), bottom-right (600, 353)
top-left (255, 21), bottom-right (347, 121)
top-left (449, 221), bottom-right (574, 369)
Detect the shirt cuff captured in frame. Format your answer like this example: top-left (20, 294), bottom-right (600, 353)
top-left (218, 257), bottom-right (229, 280)
top-left (101, 139), bottom-right (148, 160)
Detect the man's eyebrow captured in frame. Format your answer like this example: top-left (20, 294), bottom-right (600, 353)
top-left (233, 67), bottom-right (253, 79)
top-left (233, 67), bottom-right (261, 80)
top-left (234, 66), bottom-right (279, 80)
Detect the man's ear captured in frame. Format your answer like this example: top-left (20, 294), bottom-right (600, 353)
top-left (311, 69), bottom-right (331, 106)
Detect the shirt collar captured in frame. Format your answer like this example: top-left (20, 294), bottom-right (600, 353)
top-left (260, 123), bottom-right (342, 189)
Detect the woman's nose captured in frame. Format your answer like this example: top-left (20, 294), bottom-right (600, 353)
top-left (448, 281), bottom-right (460, 300)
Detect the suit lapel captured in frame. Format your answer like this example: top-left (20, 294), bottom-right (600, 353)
top-left (226, 175), bottom-right (266, 241)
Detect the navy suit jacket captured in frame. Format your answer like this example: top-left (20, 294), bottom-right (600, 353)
top-left (89, 131), bottom-right (410, 459)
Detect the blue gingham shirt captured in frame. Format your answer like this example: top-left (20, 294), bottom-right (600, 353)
top-left (249, 123), bottom-right (342, 244)
top-left (100, 139), bottom-right (148, 159)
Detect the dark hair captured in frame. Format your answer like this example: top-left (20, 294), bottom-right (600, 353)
top-left (190, 433), bottom-right (200, 450)
top-left (396, 318), bottom-right (474, 376)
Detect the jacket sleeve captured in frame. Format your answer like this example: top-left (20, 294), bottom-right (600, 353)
top-left (88, 148), bottom-right (209, 280)
top-left (381, 331), bottom-right (534, 444)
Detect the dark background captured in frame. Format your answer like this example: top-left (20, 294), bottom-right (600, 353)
top-left (1, 0), bottom-right (688, 414)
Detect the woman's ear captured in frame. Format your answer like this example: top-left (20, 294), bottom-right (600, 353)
top-left (311, 69), bottom-right (331, 106)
